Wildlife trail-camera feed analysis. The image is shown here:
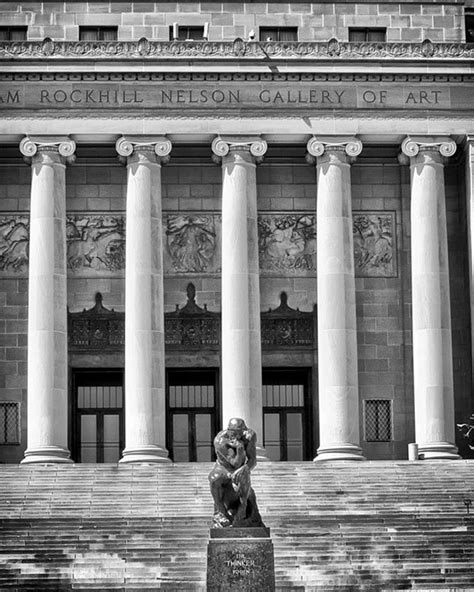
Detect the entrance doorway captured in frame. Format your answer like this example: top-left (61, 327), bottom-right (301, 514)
top-left (262, 368), bottom-right (312, 461)
top-left (166, 369), bottom-right (219, 462)
top-left (71, 369), bottom-right (124, 463)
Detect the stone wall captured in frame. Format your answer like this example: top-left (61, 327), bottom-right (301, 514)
top-left (0, 1), bottom-right (466, 43)
top-left (0, 152), bottom-right (470, 462)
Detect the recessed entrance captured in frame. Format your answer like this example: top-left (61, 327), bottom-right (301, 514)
top-left (262, 368), bottom-right (312, 461)
top-left (166, 369), bottom-right (219, 462)
top-left (71, 369), bottom-right (124, 463)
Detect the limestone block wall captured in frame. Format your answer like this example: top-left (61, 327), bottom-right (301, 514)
top-left (0, 153), bottom-right (470, 462)
top-left (0, 1), bottom-right (466, 43)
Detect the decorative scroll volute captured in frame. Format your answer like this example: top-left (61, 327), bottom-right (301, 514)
top-left (116, 136), bottom-right (172, 165)
top-left (212, 136), bottom-right (268, 164)
top-left (20, 136), bottom-right (76, 165)
top-left (306, 136), bottom-right (363, 164)
top-left (400, 136), bottom-right (457, 164)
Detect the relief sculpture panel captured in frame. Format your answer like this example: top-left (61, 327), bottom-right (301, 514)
top-left (163, 213), bottom-right (221, 274)
top-left (353, 212), bottom-right (396, 277)
top-left (258, 211), bottom-right (396, 277)
top-left (258, 214), bottom-right (317, 275)
top-left (0, 210), bottom-right (396, 278)
top-left (66, 214), bottom-right (125, 275)
top-left (0, 215), bottom-right (29, 274)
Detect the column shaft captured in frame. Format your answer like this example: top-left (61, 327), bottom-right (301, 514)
top-left (465, 139), bottom-right (474, 399)
top-left (117, 137), bottom-right (171, 463)
top-left (308, 137), bottom-right (364, 461)
top-left (402, 137), bottom-right (459, 459)
top-left (20, 137), bottom-right (75, 463)
top-left (213, 137), bottom-right (267, 459)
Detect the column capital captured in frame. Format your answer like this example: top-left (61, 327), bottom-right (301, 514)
top-left (306, 136), bottom-right (362, 164)
top-left (400, 136), bottom-right (457, 164)
top-left (211, 136), bottom-right (268, 164)
top-left (116, 135), bottom-right (172, 165)
top-left (19, 136), bottom-right (76, 165)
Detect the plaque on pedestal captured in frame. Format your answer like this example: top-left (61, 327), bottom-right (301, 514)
top-left (206, 527), bottom-right (275, 592)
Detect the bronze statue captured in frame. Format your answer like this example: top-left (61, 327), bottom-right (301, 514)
top-left (209, 418), bottom-right (265, 528)
top-left (457, 414), bottom-right (474, 450)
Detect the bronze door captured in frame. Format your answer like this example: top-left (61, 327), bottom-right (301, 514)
top-left (71, 369), bottom-right (124, 463)
top-left (166, 369), bottom-right (219, 462)
top-left (262, 368), bottom-right (312, 461)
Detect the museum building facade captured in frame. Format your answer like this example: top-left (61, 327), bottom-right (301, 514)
top-left (0, 0), bottom-right (473, 465)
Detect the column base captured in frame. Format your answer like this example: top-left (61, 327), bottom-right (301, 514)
top-left (256, 445), bottom-right (270, 462)
top-left (119, 445), bottom-right (171, 464)
top-left (417, 442), bottom-right (460, 460)
top-left (21, 446), bottom-right (73, 464)
top-left (314, 443), bottom-right (365, 461)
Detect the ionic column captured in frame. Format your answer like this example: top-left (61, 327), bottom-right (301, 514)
top-left (212, 136), bottom-right (268, 459)
top-left (307, 137), bottom-right (365, 461)
top-left (465, 137), bottom-right (474, 398)
top-left (116, 136), bottom-right (172, 463)
top-left (20, 136), bottom-right (76, 464)
top-left (401, 137), bottom-right (459, 459)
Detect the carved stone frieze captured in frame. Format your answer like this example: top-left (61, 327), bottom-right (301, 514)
top-left (66, 214), bottom-right (125, 275)
top-left (163, 213), bottom-right (220, 274)
top-left (0, 215), bottom-right (29, 274)
top-left (258, 213), bottom-right (317, 276)
top-left (0, 39), bottom-right (472, 61)
top-left (353, 212), bottom-right (396, 277)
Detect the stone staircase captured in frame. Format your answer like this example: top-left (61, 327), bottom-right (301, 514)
top-left (0, 461), bottom-right (473, 591)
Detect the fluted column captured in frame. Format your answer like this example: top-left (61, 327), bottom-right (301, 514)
top-left (307, 137), bottom-right (365, 461)
top-left (20, 136), bottom-right (76, 463)
top-left (401, 136), bottom-right (459, 460)
top-left (116, 136), bottom-right (172, 463)
top-left (212, 136), bottom-right (268, 459)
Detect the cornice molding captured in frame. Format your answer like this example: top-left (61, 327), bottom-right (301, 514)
top-left (1, 72), bottom-right (472, 83)
top-left (0, 38), bottom-right (472, 62)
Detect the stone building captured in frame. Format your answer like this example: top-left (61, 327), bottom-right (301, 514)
top-left (0, 0), bottom-right (473, 467)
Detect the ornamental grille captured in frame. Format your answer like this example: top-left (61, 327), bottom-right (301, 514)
top-left (364, 399), bottom-right (392, 442)
top-left (0, 402), bottom-right (20, 444)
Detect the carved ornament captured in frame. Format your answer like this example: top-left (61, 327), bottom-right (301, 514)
top-left (400, 136), bottom-right (457, 159)
top-left (116, 136), bottom-right (172, 164)
top-left (68, 292), bottom-right (125, 352)
top-left (306, 136), bottom-right (363, 163)
top-left (1, 39), bottom-right (473, 61)
top-left (261, 292), bottom-right (315, 348)
top-left (19, 136), bottom-right (76, 164)
top-left (212, 136), bottom-right (268, 163)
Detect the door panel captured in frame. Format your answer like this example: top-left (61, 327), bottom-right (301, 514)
top-left (166, 369), bottom-right (218, 462)
top-left (262, 368), bottom-right (312, 461)
top-left (72, 369), bottom-right (124, 463)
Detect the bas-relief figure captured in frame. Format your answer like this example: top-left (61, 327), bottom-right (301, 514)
top-left (0, 216), bottom-right (29, 272)
top-left (209, 418), bottom-right (265, 529)
top-left (258, 214), bottom-right (316, 275)
top-left (353, 213), bottom-right (396, 277)
top-left (164, 214), bottom-right (220, 273)
top-left (66, 215), bottom-right (125, 274)
top-left (0, 210), bottom-right (395, 278)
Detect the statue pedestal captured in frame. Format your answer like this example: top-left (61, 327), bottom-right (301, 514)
top-left (206, 527), bottom-right (275, 592)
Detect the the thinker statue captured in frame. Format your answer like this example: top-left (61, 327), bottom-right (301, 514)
top-left (457, 414), bottom-right (474, 450)
top-left (209, 418), bottom-right (265, 528)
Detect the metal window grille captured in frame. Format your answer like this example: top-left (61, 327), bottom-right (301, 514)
top-left (349, 28), bottom-right (386, 42)
top-left (79, 27), bottom-right (118, 41)
top-left (259, 27), bottom-right (298, 42)
top-left (0, 402), bottom-right (20, 444)
top-left (364, 399), bottom-right (392, 442)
